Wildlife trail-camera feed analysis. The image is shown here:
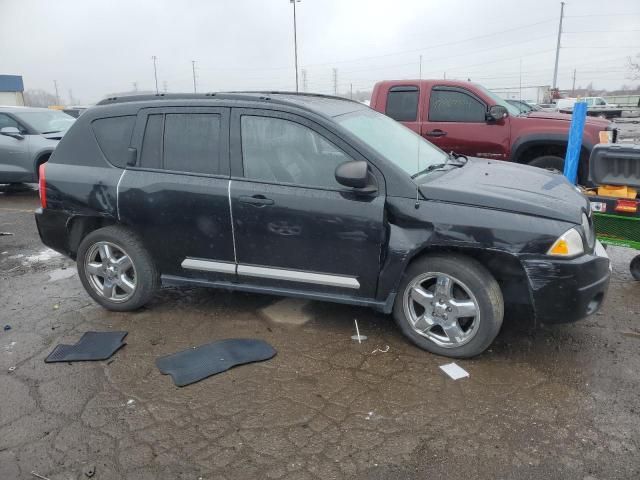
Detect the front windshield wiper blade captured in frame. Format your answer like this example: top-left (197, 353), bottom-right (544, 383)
top-left (411, 162), bottom-right (448, 179)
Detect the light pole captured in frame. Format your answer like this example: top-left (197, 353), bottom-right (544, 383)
top-left (290, 0), bottom-right (300, 92)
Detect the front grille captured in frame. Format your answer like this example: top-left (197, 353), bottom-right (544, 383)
top-left (593, 212), bottom-right (640, 249)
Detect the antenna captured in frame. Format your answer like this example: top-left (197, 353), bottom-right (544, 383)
top-left (415, 55), bottom-right (423, 209)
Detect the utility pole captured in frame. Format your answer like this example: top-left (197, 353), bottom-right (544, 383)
top-left (444, 72), bottom-right (446, 79)
top-left (192, 60), bottom-right (197, 93)
top-left (132, 82), bottom-right (138, 92)
top-left (290, 0), bottom-right (301, 92)
top-left (333, 68), bottom-right (338, 96)
top-left (419, 55), bottom-right (422, 79)
top-left (572, 68), bottom-right (576, 95)
top-left (350, 83), bottom-right (353, 100)
top-left (53, 80), bottom-right (60, 104)
top-left (162, 81), bottom-right (168, 93)
top-left (552, 1), bottom-right (565, 89)
top-left (152, 55), bottom-right (159, 94)
top-left (301, 69), bottom-right (307, 92)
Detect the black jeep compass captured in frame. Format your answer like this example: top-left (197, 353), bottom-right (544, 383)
top-left (35, 92), bottom-right (610, 358)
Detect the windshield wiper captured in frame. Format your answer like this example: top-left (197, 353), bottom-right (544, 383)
top-left (411, 162), bottom-right (448, 179)
top-left (41, 130), bottom-right (62, 134)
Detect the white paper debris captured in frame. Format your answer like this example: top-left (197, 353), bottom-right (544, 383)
top-left (439, 363), bottom-right (469, 380)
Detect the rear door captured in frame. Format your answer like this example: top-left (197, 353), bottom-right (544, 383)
top-left (118, 107), bottom-right (236, 281)
top-left (424, 86), bottom-right (510, 160)
top-left (383, 85), bottom-right (422, 134)
top-left (228, 108), bottom-right (385, 299)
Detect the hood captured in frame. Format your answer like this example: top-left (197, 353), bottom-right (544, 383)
top-left (419, 158), bottom-right (589, 224)
top-left (526, 111), bottom-right (610, 128)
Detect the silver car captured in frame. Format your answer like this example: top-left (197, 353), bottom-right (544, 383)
top-left (0, 106), bottom-right (75, 184)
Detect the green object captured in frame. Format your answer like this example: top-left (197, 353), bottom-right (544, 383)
top-left (593, 212), bottom-right (640, 250)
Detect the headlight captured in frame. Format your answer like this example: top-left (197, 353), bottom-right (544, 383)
top-left (547, 227), bottom-right (585, 257)
top-left (598, 130), bottom-right (613, 143)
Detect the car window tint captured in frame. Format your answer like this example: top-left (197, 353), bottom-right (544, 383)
top-left (241, 115), bottom-right (351, 188)
top-left (91, 115), bottom-right (136, 167)
top-left (429, 90), bottom-right (486, 122)
top-left (163, 113), bottom-right (220, 175)
top-left (140, 114), bottom-right (163, 169)
top-left (386, 87), bottom-right (419, 122)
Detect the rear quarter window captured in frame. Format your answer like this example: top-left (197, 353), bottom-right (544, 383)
top-left (386, 86), bottom-right (419, 122)
top-left (91, 115), bottom-right (136, 167)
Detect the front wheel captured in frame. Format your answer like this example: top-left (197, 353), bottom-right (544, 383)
top-left (393, 254), bottom-right (504, 358)
top-left (631, 255), bottom-right (640, 281)
top-left (528, 155), bottom-right (564, 173)
top-left (76, 226), bottom-right (159, 311)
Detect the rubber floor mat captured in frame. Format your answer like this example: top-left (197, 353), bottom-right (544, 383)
top-left (45, 331), bottom-right (127, 363)
top-left (156, 338), bottom-right (277, 387)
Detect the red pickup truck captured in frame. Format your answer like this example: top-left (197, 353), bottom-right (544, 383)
top-left (370, 80), bottom-right (615, 178)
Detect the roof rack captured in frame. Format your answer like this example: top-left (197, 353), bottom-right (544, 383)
top-left (95, 91), bottom-right (360, 106)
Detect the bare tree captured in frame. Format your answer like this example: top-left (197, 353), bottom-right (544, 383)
top-left (23, 89), bottom-right (58, 107)
top-left (628, 54), bottom-right (640, 81)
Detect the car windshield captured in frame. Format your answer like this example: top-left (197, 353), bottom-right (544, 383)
top-left (13, 110), bottom-right (75, 134)
top-left (474, 85), bottom-right (521, 116)
top-left (507, 100), bottom-right (533, 113)
top-left (335, 108), bottom-right (449, 179)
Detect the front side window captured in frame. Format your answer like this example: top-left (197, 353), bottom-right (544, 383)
top-left (240, 115), bottom-right (351, 188)
top-left (0, 113), bottom-right (23, 132)
top-left (429, 90), bottom-right (486, 122)
top-left (386, 86), bottom-right (419, 122)
top-left (138, 113), bottom-right (221, 175)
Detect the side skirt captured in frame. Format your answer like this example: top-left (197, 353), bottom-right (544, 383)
top-left (161, 274), bottom-right (396, 314)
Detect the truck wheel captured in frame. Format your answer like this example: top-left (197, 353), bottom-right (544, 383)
top-left (393, 254), bottom-right (504, 358)
top-left (528, 155), bottom-right (564, 173)
top-left (76, 226), bottom-right (159, 311)
top-left (631, 255), bottom-right (640, 281)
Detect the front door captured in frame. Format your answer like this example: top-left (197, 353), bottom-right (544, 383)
top-left (229, 108), bottom-right (385, 299)
top-left (424, 86), bottom-right (510, 160)
top-left (0, 113), bottom-right (31, 182)
top-left (118, 107), bottom-right (236, 281)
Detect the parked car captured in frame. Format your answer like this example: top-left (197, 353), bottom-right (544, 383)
top-left (35, 93), bottom-right (610, 358)
top-left (0, 106), bottom-right (75, 184)
top-left (556, 97), bottom-right (623, 119)
top-left (506, 99), bottom-right (542, 114)
top-left (370, 80), bottom-right (615, 179)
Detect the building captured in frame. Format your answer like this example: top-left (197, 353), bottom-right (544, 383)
top-left (0, 75), bottom-right (25, 106)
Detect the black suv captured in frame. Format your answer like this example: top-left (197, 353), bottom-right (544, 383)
top-left (35, 93), bottom-right (610, 357)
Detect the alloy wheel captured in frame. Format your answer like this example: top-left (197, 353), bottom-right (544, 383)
top-left (84, 241), bottom-right (137, 303)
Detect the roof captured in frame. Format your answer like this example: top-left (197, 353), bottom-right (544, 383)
top-left (95, 91), bottom-right (366, 118)
top-left (0, 75), bottom-right (24, 93)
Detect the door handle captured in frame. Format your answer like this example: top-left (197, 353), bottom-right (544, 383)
top-left (239, 194), bottom-right (274, 207)
top-left (425, 129), bottom-right (447, 137)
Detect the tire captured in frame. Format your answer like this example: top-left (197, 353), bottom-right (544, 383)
top-left (76, 225), bottom-right (159, 311)
top-left (393, 254), bottom-right (504, 358)
top-left (528, 155), bottom-right (564, 173)
top-left (630, 255), bottom-right (640, 281)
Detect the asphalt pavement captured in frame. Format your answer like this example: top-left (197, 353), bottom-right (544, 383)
top-left (1, 183), bottom-right (639, 480)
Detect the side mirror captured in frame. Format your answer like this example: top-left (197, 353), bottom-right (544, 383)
top-left (0, 126), bottom-right (24, 140)
top-left (487, 105), bottom-right (508, 122)
top-left (335, 160), bottom-right (370, 189)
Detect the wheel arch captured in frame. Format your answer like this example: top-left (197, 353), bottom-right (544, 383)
top-left (65, 215), bottom-right (118, 259)
top-left (33, 150), bottom-right (54, 179)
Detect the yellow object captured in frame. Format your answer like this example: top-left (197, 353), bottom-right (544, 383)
top-left (599, 130), bottom-right (612, 143)
top-left (549, 239), bottom-right (569, 255)
top-left (597, 185), bottom-right (637, 199)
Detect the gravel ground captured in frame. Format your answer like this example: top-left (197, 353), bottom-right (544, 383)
top-left (1, 180), bottom-right (639, 479)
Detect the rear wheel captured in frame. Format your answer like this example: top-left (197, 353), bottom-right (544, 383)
top-left (631, 255), bottom-right (640, 281)
top-left (393, 254), bottom-right (504, 358)
top-left (528, 155), bottom-right (564, 173)
top-left (77, 226), bottom-right (158, 311)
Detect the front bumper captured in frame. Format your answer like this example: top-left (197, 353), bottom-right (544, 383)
top-left (521, 242), bottom-right (611, 324)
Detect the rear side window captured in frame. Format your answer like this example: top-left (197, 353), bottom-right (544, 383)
top-left (429, 90), bottom-right (486, 122)
top-left (386, 86), bottom-right (419, 122)
top-left (92, 115), bottom-right (136, 167)
top-left (139, 113), bottom-right (221, 175)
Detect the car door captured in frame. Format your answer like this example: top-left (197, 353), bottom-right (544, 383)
top-left (0, 113), bottom-right (32, 181)
top-left (424, 86), bottom-right (510, 160)
top-left (118, 106), bottom-right (236, 282)
top-left (229, 108), bottom-right (385, 299)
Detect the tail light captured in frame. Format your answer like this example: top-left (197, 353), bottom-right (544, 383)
top-left (38, 163), bottom-right (47, 208)
top-left (615, 199), bottom-right (638, 213)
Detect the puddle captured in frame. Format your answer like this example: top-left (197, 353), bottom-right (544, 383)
top-left (48, 267), bottom-right (76, 282)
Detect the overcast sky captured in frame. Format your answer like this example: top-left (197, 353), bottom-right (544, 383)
top-left (1, 0), bottom-right (639, 104)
